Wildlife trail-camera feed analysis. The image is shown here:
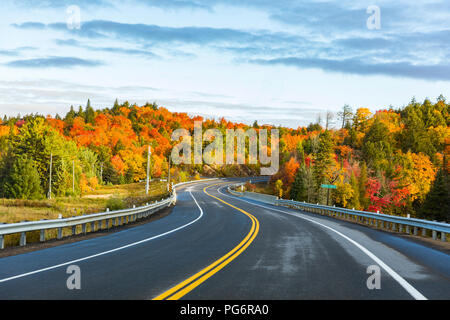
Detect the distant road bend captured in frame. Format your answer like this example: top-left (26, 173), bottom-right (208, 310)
top-left (0, 179), bottom-right (449, 299)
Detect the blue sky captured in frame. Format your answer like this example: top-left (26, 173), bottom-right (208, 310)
top-left (0, 0), bottom-right (449, 128)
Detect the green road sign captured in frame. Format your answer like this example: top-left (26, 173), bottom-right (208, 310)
top-left (321, 184), bottom-right (337, 189)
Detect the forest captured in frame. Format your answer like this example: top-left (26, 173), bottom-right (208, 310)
top-left (0, 96), bottom-right (448, 222)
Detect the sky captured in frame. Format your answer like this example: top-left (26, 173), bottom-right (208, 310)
top-left (0, 0), bottom-right (449, 128)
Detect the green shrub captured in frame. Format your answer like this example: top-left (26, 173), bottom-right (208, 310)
top-left (105, 197), bottom-right (125, 211)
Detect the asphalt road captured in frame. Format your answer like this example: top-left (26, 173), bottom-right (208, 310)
top-left (0, 179), bottom-right (449, 300)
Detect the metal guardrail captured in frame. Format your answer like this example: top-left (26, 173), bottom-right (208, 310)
top-left (0, 178), bottom-right (219, 249)
top-left (227, 183), bottom-right (450, 242)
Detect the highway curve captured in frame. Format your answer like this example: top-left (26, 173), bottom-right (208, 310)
top-left (0, 179), bottom-right (449, 299)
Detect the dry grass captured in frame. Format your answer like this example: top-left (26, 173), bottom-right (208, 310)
top-left (247, 182), bottom-right (274, 195)
top-left (0, 181), bottom-right (170, 247)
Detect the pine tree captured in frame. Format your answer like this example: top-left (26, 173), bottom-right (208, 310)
top-left (85, 99), bottom-right (95, 124)
top-left (296, 141), bottom-right (305, 164)
top-left (64, 105), bottom-right (76, 124)
top-left (290, 165), bottom-right (307, 201)
top-left (77, 105), bottom-right (85, 118)
top-left (313, 130), bottom-right (334, 203)
top-left (2, 155), bottom-right (43, 199)
top-left (112, 98), bottom-right (120, 115)
top-left (419, 168), bottom-right (449, 222)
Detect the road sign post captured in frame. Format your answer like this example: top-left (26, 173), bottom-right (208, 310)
top-left (321, 184), bottom-right (337, 206)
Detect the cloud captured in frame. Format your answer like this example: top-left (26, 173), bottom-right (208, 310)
top-left (55, 39), bottom-right (159, 59)
top-left (7, 0), bottom-right (111, 9)
top-left (14, 20), bottom-right (298, 46)
top-left (250, 57), bottom-right (450, 81)
top-left (0, 50), bottom-right (19, 57)
top-left (0, 46), bottom-right (38, 57)
top-left (11, 22), bottom-right (46, 29)
top-left (5, 56), bottom-right (104, 68)
top-left (135, 0), bottom-right (212, 11)
top-left (8, 0), bottom-right (450, 82)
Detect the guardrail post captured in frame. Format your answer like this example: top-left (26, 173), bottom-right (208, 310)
top-left (72, 226), bottom-right (76, 235)
top-left (91, 221), bottom-right (95, 232)
top-left (413, 227), bottom-right (418, 236)
top-left (441, 232), bottom-right (446, 242)
top-left (422, 228), bottom-right (426, 237)
top-left (19, 232), bottom-right (26, 246)
top-left (57, 227), bottom-right (63, 239)
top-left (40, 229), bottom-right (45, 242)
top-left (392, 223), bottom-right (396, 231)
top-left (398, 224), bottom-right (403, 233)
top-left (432, 230), bottom-right (437, 240)
top-left (0, 235), bottom-right (4, 249)
top-left (82, 224), bottom-right (87, 234)
top-left (406, 225), bottom-right (410, 234)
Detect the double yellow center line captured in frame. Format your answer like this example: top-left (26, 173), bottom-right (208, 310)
top-left (153, 183), bottom-right (259, 300)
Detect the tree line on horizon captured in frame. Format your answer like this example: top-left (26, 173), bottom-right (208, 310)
top-left (0, 96), bottom-right (448, 222)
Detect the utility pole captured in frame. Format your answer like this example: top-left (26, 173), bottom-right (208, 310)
top-left (72, 160), bottom-right (75, 194)
top-left (100, 162), bottom-right (103, 185)
top-left (146, 146), bottom-right (151, 195)
top-left (168, 155), bottom-right (171, 192)
top-left (48, 153), bottom-right (53, 199)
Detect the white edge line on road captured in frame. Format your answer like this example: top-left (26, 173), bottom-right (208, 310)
top-left (0, 190), bottom-right (204, 284)
top-left (218, 185), bottom-right (427, 300)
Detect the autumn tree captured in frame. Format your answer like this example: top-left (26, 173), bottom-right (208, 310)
top-left (275, 179), bottom-right (283, 198)
top-left (362, 118), bottom-right (393, 173)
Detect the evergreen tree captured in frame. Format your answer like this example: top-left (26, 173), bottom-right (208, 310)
top-left (1, 155), bottom-right (43, 199)
top-left (313, 130), bottom-right (334, 203)
top-left (85, 99), bottom-right (95, 124)
top-left (64, 105), bottom-right (76, 134)
top-left (296, 141), bottom-right (305, 164)
top-left (291, 165), bottom-right (307, 201)
top-left (112, 98), bottom-right (120, 115)
top-left (419, 168), bottom-right (449, 222)
top-left (76, 105), bottom-right (85, 118)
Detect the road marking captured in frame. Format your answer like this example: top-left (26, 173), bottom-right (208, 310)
top-left (0, 190), bottom-right (204, 284)
top-left (218, 185), bottom-right (428, 300)
top-left (153, 183), bottom-right (259, 300)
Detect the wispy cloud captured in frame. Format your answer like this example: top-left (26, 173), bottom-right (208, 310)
top-left (55, 39), bottom-right (159, 59)
top-left (250, 57), bottom-right (450, 81)
top-left (12, 18), bottom-right (450, 81)
top-left (5, 56), bottom-right (104, 68)
top-left (13, 20), bottom-right (299, 46)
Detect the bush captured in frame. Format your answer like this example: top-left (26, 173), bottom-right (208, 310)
top-left (106, 197), bottom-right (125, 211)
